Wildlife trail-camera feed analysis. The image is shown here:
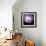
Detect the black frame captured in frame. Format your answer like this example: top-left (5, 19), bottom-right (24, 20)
top-left (21, 12), bottom-right (37, 28)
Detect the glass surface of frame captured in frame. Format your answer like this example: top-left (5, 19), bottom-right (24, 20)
top-left (21, 12), bottom-right (37, 28)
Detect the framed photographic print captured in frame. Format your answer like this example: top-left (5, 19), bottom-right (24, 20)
top-left (21, 12), bottom-right (37, 28)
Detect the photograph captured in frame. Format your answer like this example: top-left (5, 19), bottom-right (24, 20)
top-left (21, 12), bottom-right (37, 28)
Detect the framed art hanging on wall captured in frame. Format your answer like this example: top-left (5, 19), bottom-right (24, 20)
top-left (21, 12), bottom-right (37, 28)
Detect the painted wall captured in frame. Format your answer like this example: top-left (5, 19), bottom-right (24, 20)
top-left (0, 0), bottom-right (17, 38)
top-left (0, 0), bottom-right (46, 46)
top-left (13, 0), bottom-right (46, 46)
top-left (40, 0), bottom-right (46, 46)
top-left (13, 0), bottom-right (41, 46)
top-left (0, 0), bottom-right (16, 30)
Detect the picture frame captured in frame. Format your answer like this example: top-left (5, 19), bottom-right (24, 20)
top-left (21, 12), bottom-right (37, 28)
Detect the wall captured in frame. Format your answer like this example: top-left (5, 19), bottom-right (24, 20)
top-left (0, 0), bottom-right (45, 46)
top-left (0, 0), bottom-right (17, 30)
top-left (13, 0), bottom-right (41, 46)
top-left (40, 0), bottom-right (46, 46)
top-left (0, 0), bottom-right (17, 38)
